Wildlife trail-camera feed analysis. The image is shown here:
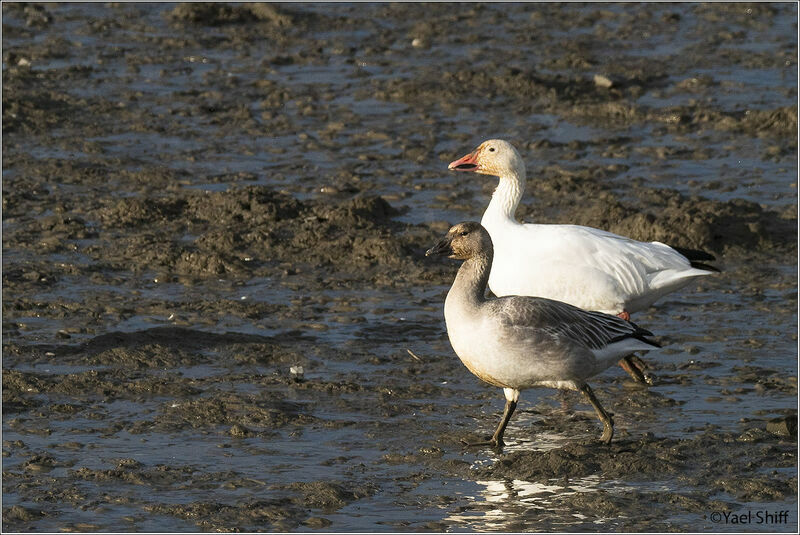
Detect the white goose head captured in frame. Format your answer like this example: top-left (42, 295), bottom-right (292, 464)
top-left (447, 139), bottom-right (525, 179)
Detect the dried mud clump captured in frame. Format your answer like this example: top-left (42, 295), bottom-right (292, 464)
top-left (518, 165), bottom-right (796, 255)
top-left (145, 499), bottom-right (308, 531)
top-left (277, 480), bottom-right (376, 512)
top-left (165, 2), bottom-right (294, 27)
top-left (2, 90), bottom-right (83, 135)
top-left (712, 106), bottom-right (798, 140)
top-left (84, 184), bottom-right (439, 286)
top-left (97, 198), bottom-right (188, 228)
top-left (571, 192), bottom-right (796, 254)
top-left (144, 392), bottom-right (316, 434)
top-left (2, 505), bottom-right (46, 524)
top-left (2, 327), bottom-right (314, 421)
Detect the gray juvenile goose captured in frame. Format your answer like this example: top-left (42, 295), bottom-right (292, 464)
top-left (426, 222), bottom-right (661, 447)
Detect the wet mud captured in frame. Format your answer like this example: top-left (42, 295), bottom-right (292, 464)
top-left (3, 2), bottom-right (797, 532)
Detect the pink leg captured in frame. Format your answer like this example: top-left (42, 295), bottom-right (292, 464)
top-left (615, 310), bottom-right (655, 385)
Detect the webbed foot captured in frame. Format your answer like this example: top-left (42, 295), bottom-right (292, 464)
top-left (460, 436), bottom-right (504, 450)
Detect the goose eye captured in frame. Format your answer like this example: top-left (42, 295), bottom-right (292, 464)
top-left (488, 147), bottom-right (495, 152)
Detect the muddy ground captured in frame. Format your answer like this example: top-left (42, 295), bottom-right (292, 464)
top-left (2, 2), bottom-right (798, 532)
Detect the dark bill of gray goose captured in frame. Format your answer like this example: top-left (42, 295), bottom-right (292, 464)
top-left (426, 221), bottom-right (661, 448)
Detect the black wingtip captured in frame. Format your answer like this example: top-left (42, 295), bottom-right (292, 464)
top-left (673, 246), bottom-right (716, 262)
top-left (641, 336), bottom-right (662, 348)
top-left (671, 246), bottom-right (721, 272)
top-left (625, 322), bottom-right (662, 348)
top-left (691, 261), bottom-right (721, 273)
top-left (609, 331), bottom-right (661, 348)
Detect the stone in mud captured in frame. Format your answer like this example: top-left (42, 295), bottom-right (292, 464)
top-left (593, 74), bottom-right (615, 88)
top-left (766, 416), bottom-right (797, 438)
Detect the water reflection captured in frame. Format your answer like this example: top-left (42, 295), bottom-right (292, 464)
top-left (446, 475), bottom-right (631, 531)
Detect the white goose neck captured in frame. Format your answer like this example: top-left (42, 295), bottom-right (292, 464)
top-left (484, 166), bottom-right (525, 224)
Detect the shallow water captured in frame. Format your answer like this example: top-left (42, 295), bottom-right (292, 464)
top-left (3, 2), bottom-right (797, 532)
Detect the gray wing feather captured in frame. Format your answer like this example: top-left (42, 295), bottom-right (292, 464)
top-left (487, 296), bottom-right (656, 350)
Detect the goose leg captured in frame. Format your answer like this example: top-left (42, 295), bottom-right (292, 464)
top-left (615, 310), bottom-right (655, 385)
top-left (462, 388), bottom-right (519, 449)
top-left (579, 383), bottom-right (614, 444)
top-left (627, 354), bottom-right (655, 384)
top-left (619, 354), bottom-right (655, 385)
top-left (461, 398), bottom-right (516, 448)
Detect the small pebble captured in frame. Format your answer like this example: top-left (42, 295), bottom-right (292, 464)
top-left (594, 74), bottom-right (614, 88)
top-left (290, 365), bottom-right (305, 382)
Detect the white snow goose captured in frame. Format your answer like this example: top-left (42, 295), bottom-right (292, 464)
top-left (426, 222), bottom-right (660, 447)
top-left (448, 139), bottom-right (718, 384)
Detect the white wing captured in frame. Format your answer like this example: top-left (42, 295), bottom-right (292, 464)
top-left (484, 220), bottom-right (714, 314)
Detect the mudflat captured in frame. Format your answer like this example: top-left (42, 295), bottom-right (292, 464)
top-left (3, 3), bottom-right (797, 532)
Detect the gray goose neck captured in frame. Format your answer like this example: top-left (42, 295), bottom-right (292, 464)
top-left (452, 252), bottom-right (492, 305)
